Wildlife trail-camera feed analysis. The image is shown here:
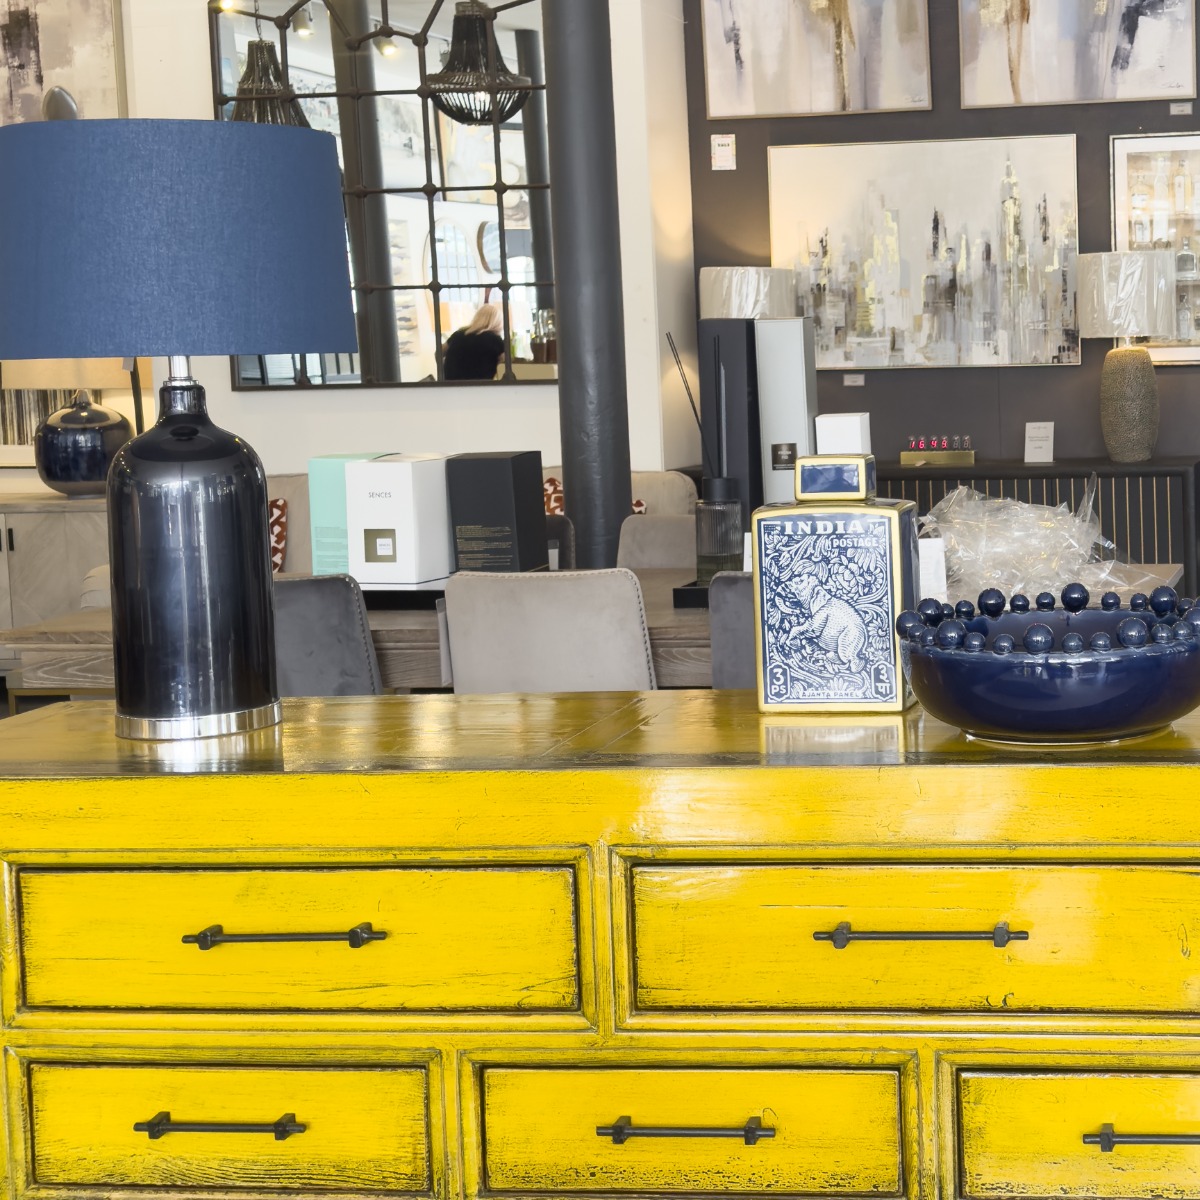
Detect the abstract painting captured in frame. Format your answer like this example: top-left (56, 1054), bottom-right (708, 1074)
top-left (701, 0), bottom-right (930, 118)
top-left (0, 0), bottom-right (123, 123)
top-left (960, 0), bottom-right (1195, 108)
top-left (1112, 131), bottom-right (1200, 364)
top-left (769, 136), bottom-right (1079, 369)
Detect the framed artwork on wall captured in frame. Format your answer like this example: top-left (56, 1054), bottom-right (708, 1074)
top-left (1112, 131), bottom-right (1200, 364)
top-left (768, 135), bottom-right (1079, 370)
top-left (0, 0), bottom-right (125, 122)
top-left (700, 0), bottom-right (930, 119)
top-left (960, 0), bottom-right (1196, 109)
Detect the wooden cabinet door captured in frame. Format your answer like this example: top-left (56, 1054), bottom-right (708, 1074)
top-left (6, 512), bottom-right (71, 627)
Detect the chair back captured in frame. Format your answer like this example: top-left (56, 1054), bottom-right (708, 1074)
top-left (546, 513), bottom-right (576, 570)
top-left (273, 574), bottom-right (383, 697)
top-left (708, 571), bottom-right (756, 689)
top-left (616, 514), bottom-right (697, 571)
top-left (444, 568), bottom-right (656, 694)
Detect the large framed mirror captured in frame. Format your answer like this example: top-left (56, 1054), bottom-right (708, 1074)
top-left (209, 0), bottom-right (554, 388)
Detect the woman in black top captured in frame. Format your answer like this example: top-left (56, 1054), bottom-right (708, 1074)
top-left (443, 303), bottom-right (505, 380)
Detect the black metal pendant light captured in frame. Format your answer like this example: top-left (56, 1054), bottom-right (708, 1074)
top-left (232, 40), bottom-right (310, 127)
top-left (427, 0), bottom-right (531, 126)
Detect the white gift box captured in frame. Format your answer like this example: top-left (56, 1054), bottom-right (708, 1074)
top-left (345, 454), bottom-right (453, 589)
top-left (815, 412), bottom-right (872, 455)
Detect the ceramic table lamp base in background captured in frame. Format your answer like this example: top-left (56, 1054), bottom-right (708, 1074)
top-left (1099, 344), bottom-right (1159, 463)
top-left (0, 119), bottom-right (357, 739)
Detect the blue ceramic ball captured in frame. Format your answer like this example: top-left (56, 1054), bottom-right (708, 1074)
top-left (1090, 633), bottom-right (1112, 652)
top-left (896, 610), bottom-right (922, 638)
top-left (920, 628), bottom-right (938, 648)
top-left (1101, 592), bottom-right (1121, 611)
top-left (1023, 623), bottom-right (1055, 653)
top-left (1010, 594), bottom-right (1031, 613)
top-left (917, 598), bottom-right (944, 626)
top-left (1062, 632), bottom-right (1085, 653)
top-left (937, 619), bottom-right (967, 649)
top-left (978, 588), bottom-right (1006, 619)
top-left (1061, 583), bottom-right (1089, 613)
top-left (993, 634), bottom-right (1016, 654)
top-left (1177, 623), bottom-right (1195, 640)
top-left (941, 603), bottom-right (955, 620)
top-left (964, 632), bottom-right (986, 653)
top-left (1150, 586), bottom-right (1179, 617)
top-left (1035, 592), bottom-right (1056, 612)
top-left (1180, 597), bottom-right (1196, 615)
top-left (1152, 622), bottom-right (1174, 644)
top-left (1118, 617), bottom-right (1150, 648)
top-left (955, 600), bottom-right (976, 620)
top-left (1131, 593), bottom-right (1149, 612)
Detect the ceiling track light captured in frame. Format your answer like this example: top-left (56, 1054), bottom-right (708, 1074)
top-left (293, 3), bottom-right (315, 36)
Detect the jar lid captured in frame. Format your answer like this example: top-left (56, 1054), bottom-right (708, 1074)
top-left (701, 476), bottom-right (738, 503)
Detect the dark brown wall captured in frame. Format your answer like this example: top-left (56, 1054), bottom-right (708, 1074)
top-left (682, 0), bottom-right (1200, 460)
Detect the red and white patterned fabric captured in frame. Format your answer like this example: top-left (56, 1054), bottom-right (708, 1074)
top-left (269, 497), bottom-right (288, 573)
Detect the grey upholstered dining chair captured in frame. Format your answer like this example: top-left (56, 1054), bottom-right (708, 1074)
top-left (443, 568), bottom-right (657, 694)
top-left (615, 514), bottom-right (697, 571)
top-left (272, 574), bottom-right (383, 697)
top-left (708, 571), bottom-right (756, 689)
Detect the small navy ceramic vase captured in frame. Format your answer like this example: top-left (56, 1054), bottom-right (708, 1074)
top-left (34, 390), bottom-right (133, 497)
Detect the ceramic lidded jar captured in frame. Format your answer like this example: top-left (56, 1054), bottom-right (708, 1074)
top-left (34, 390), bottom-right (133, 497)
top-left (752, 454), bottom-right (919, 713)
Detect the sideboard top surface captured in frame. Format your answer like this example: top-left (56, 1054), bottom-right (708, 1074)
top-left (1, 691), bottom-right (1199, 775)
top-left (0, 694), bottom-right (1198, 852)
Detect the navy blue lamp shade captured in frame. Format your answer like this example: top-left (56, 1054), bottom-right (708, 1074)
top-left (0, 119), bottom-right (356, 358)
top-left (0, 120), bottom-right (356, 741)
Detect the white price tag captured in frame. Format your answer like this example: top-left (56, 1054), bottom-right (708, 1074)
top-left (1024, 421), bottom-right (1054, 464)
top-left (711, 134), bottom-right (736, 171)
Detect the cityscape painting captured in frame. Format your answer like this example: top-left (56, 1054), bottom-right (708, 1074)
top-left (960, 0), bottom-right (1195, 108)
top-left (768, 136), bottom-right (1079, 370)
top-left (701, 0), bottom-right (930, 118)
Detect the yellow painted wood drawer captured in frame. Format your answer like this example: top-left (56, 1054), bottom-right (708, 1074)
top-left (18, 866), bottom-right (579, 1011)
top-left (480, 1066), bottom-right (903, 1194)
top-left (959, 1070), bottom-right (1200, 1198)
top-left (631, 863), bottom-right (1200, 1013)
top-left (28, 1062), bottom-right (430, 1192)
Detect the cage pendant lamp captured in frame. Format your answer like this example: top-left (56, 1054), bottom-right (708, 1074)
top-left (232, 40), bottom-right (310, 127)
top-left (426, 0), bottom-right (531, 126)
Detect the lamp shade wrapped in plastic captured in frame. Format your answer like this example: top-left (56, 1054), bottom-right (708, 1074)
top-left (699, 266), bottom-right (797, 320)
top-left (1076, 251), bottom-right (1175, 339)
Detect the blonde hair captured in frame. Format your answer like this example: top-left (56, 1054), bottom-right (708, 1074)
top-left (464, 303), bottom-right (503, 336)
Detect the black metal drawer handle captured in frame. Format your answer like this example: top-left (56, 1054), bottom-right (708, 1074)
top-left (134, 1111), bottom-right (306, 1140)
top-left (1085, 1123), bottom-right (1200, 1152)
top-left (182, 922), bottom-right (387, 950)
top-left (596, 1116), bottom-right (774, 1146)
top-left (813, 921), bottom-right (1028, 949)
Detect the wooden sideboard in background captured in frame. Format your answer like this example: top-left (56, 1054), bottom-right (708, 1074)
top-left (0, 493), bottom-right (107, 630)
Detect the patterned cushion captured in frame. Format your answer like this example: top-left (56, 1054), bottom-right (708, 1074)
top-left (269, 497), bottom-right (288, 573)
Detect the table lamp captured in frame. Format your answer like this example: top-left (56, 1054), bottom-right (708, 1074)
top-left (1076, 250), bottom-right (1175, 463)
top-left (0, 120), bottom-right (356, 740)
top-left (0, 357), bottom-right (153, 496)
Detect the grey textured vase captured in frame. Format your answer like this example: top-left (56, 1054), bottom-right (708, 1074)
top-left (1099, 345), bottom-right (1159, 463)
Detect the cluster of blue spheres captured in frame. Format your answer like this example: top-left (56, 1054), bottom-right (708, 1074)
top-left (895, 583), bottom-right (1200, 656)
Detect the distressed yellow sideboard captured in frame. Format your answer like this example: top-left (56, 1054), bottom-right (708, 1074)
top-left (2, 691), bottom-right (1200, 1199)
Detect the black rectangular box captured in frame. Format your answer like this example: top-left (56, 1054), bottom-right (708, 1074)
top-left (446, 451), bottom-right (548, 572)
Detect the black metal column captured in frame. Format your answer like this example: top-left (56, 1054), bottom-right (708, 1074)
top-left (543, 0), bottom-right (631, 569)
top-left (516, 29), bottom-right (554, 313)
top-left (329, 0), bottom-right (400, 383)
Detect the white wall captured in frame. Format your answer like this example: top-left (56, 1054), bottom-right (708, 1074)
top-left (2, 0), bottom-right (695, 490)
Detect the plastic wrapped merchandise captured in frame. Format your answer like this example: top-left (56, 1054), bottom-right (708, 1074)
top-left (919, 479), bottom-right (1150, 601)
top-left (698, 267), bottom-right (796, 319)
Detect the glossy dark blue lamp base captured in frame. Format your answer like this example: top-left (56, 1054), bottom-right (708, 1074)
top-left (898, 584), bottom-right (1200, 744)
top-left (34, 391), bottom-right (132, 497)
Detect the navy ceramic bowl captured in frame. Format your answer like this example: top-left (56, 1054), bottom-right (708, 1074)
top-left (898, 584), bottom-right (1200, 744)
